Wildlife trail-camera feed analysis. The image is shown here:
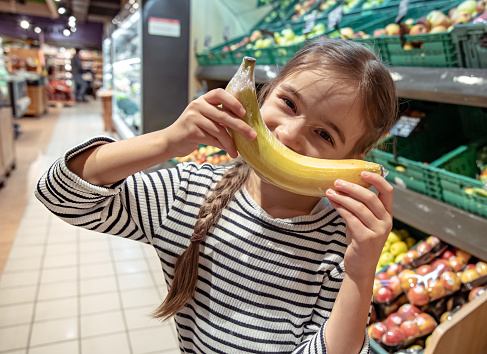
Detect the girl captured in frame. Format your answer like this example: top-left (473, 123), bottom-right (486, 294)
top-left (36, 38), bottom-right (398, 353)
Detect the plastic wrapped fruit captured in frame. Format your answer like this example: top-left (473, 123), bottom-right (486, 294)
top-left (401, 236), bottom-right (448, 269)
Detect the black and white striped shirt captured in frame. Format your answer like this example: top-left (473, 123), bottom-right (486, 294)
top-left (35, 137), bottom-right (370, 354)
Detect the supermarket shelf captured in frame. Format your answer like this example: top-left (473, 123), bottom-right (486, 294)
top-left (391, 183), bottom-right (487, 261)
top-left (196, 65), bottom-right (487, 108)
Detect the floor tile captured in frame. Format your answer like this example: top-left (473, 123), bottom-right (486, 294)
top-left (79, 250), bottom-right (112, 265)
top-left (80, 310), bottom-right (126, 338)
top-left (0, 270), bottom-right (40, 288)
top-left (28, 340), bottom-right (79, 354)
top-left (79, 240), bottom-right (111, 254)
top-left (29, 317), bottom-right (78, 347)
top-left (0, 302), bottom-right (34, 327)
top-left (124, 306), bottom-right (161, 330)
top-left (42, 253), bottom-right (78, 268)
top-left (80, 291), bottom-right (121, 315)
top-left (117, 273), bottom-right (155, 291)
top-left (2, 257), bottom-right (43, 272)
top-left (120, 287), bottom-right (162, 309)
top-left (44, 242), bottom-right (77, 257)
top-left (114, 259), bottom-right (149, 275)
top-left (6, 245), bottom-right (44, 260)
top-left (79, 262), bottom-right (114, 279)
top-left (81, 332), bottom-right (131, 354)
top-left (0, 285), bottom-right (37, 306)
top-left (129, 325), bottom-right (179, 354)
top-left (79, 276), bottom-right (117, 295)
top-left (0, 324), bottom-right (30, 352)
top-left (40, 266), bottom-right (77, 283)
top-left (34, 297), bottom-right (78, 322)
top-left (37, 280), bottom-right (78, 301)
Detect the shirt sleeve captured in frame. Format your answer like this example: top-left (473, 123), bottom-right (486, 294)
top-left (291, 261), bottom-right (371, 354)
top-left (34, 136), bottom-right (184, 245)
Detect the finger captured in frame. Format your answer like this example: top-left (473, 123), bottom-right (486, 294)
top-left (332, 179), bottom-right (389, 220)
top-left (328, 199), bottom-right (367, 241)
top-left (361, 172), bottom-right (394, 215)
top-left (197, 117), bottom-right (239, 158)
top-left (326, 188), bottom-right (377, 230)
top-left (204, 88), bottom-right (246, 118)
top-left (198, 100), bottom-right (256, 140)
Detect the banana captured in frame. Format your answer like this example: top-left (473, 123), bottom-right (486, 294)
top-left (225, 56), bottom-right (384, 197)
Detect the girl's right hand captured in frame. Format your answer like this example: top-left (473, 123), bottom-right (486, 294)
top-left (165, 88), bottom-right (257, 159)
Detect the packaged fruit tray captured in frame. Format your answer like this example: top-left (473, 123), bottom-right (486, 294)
top-left (451, 22), bottom-right (487, 68)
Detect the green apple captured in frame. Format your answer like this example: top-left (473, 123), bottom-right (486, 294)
top-left (390, 241), bottom-right (408, 256)
top-left (382, 241), bottom-right (391, 253)
top-left (395, 253), bottom-right (405, 263)
top-left (379, 252), bottom-right (395, 267)
top-left (387, 231), bottom-right (402, 244)
top-left (405, 237), bottom-right (416, 249)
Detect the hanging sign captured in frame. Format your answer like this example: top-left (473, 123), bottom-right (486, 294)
top-left (327, 3), bottom-right (344, 31)
top-left (395, 0), bottom-right (410, 24)
top-left (204, 35), bottom-right (212, 51)
top-left (148, 17), bottom-right (181, 37)
top-left (303, 13), bottom-right (317, 34)
top-left (223, 26), bottom-right (230, 42)
top-left (389, 115), bottom-right (421, 137)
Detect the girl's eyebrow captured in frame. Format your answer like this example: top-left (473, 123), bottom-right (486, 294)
top-left (280, 84), bottom-right (305, 106)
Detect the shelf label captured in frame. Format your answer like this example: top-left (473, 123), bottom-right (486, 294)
top-left (223, 26), bottom-right (230, 42)
top-left (303, 13), bottom-right (317, 34)
top-left (204, 35), bottom-right (212, 51)
top-left (389, 115), bottom-right (420, 137)
top-left (395, 0), bottom-right (410, 24)
top-left (148, 17), bottom-right (180, 37)
top-left (327, 3), bottom-right (344, 31)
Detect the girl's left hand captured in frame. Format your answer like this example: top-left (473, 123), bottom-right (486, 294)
top-left (325, 172), bottom-right (393, 279)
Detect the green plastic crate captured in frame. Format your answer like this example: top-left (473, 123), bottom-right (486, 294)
top-left (452, 23), bottom-right (487, 68)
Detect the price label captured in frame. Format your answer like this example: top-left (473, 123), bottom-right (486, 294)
top-left (327, 4), bottom-right (344, 31)
top-left (303, 12), bottom-right (317, 34)
top-left (395, 0), bottom-right (410, 24)
top-left (204, 35), bottom-right (212, 50)
top-left (194, 38), bottom-right (198, 52)
top-left (223, 26), bottom-right (230, 42)
top-left (389, 115), bottom-right (420, 137)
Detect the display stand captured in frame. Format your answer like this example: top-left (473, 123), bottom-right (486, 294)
top-left (0, 106), bottom-right (16, 186)
top-left (97, 89), bottom-right (114, 132)
top-left (24, 80), bottom-right (47, 117)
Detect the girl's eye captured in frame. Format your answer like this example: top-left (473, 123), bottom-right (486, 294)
top-left (282, 97), bottom-right (296, 112)
top-left (318, 130), bottom-right (334, 145)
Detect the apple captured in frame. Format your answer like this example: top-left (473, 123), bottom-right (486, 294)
top-left (441, 250), bottom-right (455, 260)
top-left (449, 256), bottom-right (466, 272)
top-left (455, 249), bottom-right (472, 263)
top-left (389, 276), bottom-right (403, 297)
top-left (416, 17), bottom-right (432, 31)
top-left (376, 286), bottom-right (394, 303)
top-left (405, 237), bottom-right (416, 249)
top-left (369, 322), bottom-right (388, 340)
top-left (399, 269), bottom-right (419, 290)
top-left (426, 236), bottom-right (441, 247)
top-left (397, 304), bottom-right (421, 321)
top-left (468, 286), bottom-right (486, 301)
top-left (373, 279), bottom-right (382, 296)
top-left (457, 0), bottom-right (478, 14)
top-left (427, 278), bottom-right (446, 300)
top-left (477, 0), bottom-right (487, 13)
top-left (441, 271), bottom-right (461, 292)
top-left (431, 13), bottom-right (452, 28)
top-left (250, 30), bottom-right (262, 42)
top-left (415, 313), bottom-right (437, 335)
top-left (388, 231), bottom-right (402, 243)
top-left (453, 12), bottom-right (474, 24)
top-left (476, 261), bottom-right (487, 276)
top-left (382, 327), bottom-right (406, 346)
top-left (408, 285), bottom-right (430, 306)
top-left (373, 28), bottom-right (387, 37)
top-left (387, 263), bottom-right (404, 277)
top-left (461, 269), bottom-right (480, 283)
top-left (379, 252), bottom-right (395, 267)
top-left (416, 242), bottom-right (433, 255)
top-left (440, 311), bottom-right (452, 323)
top-left (416, 265), bottom-right (433, 277)
top-left (431, 25), bottom-right (447, 33)
top-left (340, 27), bottom-right (355, 39)
top-left (402, 250), bottom-right (419, 265)
top-left (376, 272), bottom-right (391, 281)
top-left (386, 313), bottom-right (404, 328)
top-left (385, 23), bottom-right (401, 36)
top-left (431, 259), bottom-right (452, 275)
top-left (400, 320), bottom-right (421, 339)
top-left (390, 241), bottom-right (408, 256)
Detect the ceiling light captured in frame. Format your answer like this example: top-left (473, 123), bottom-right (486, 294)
top-left (58, 7), bottom-right (66, 15)
top-left (63, 29), bottom-right (71, 36)
top-left (129, 0), bottom-right (135, 4)
top-left (20, 20), bottom-right (30, 29)
top-left (70, 27), bottom-right (77, 32)
top-left (34, 27), bottom-right (42, 33)
top-left (69, 16), bottom-right (76, 22)
top-left (133, 3), bottom-right (139, 9)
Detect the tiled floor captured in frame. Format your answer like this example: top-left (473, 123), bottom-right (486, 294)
top-left (0, 100), bottom-right (180, 354)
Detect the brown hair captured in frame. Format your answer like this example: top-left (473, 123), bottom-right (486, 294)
top-left (153, 37), bottom-right (398, 321)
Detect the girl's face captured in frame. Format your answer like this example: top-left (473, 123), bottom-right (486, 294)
top-left (260, 70), bottom-right (366, 160)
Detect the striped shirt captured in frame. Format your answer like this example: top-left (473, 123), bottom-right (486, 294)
top-left (35, 136), bottom-right (370, 354)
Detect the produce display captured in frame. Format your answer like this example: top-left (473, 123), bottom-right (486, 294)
top-left (225, 57), bottom-right (383, 197)
top-left (174, 145), bottom-right (232, 166)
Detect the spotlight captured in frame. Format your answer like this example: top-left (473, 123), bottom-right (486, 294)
top-left (133, 3), bottom-right (139, 9)
top-left (58, 7), bottom-right (66, 15)
top-left (63, 29), bottom-right (71, 36)
top-left (34, 27), bottom-right (42, 33)
top-left (70, 27), bottom-right (77, 32)
top-left (20, 20), bottom-right (30, 29)
top-left (69, 16), bottom-right (76, 22)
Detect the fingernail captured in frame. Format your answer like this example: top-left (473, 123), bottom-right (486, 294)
top-left (240, 108), bottom-right (246, 116)
top-left (249, 130), bottom-right (257, 139)
top-left (362, 172), bottom-right (370, 177)
top-left (327, 188), bottom-right (337, 195)
top-left (335, 180), bottom-right (344, 187)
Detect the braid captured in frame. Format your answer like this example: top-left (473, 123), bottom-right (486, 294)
top-left (152, 160), bottom-right (251, 320)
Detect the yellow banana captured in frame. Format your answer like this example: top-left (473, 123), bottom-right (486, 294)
top-left (225, 56), bottom-right (384, 197)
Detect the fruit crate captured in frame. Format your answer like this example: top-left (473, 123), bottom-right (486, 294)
top-left (365, 101), bottom-right (486, 199)
top-left (451, 23), bottom-right (487, 68)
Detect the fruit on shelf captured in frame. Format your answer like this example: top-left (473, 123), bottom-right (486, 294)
top-left (399, 269), bottom-right (419, 290)
top-left (385, 23), bottom-right (401, 36)
top-left (402, 249), bottom-right (419, 265)
top-left (386, 312), bottom-right (404, 328)
top-left (416, 264), bottom-right (433, 276)
top-left (376, 286), bottom-right (395, 303)
top-left (408, 284), bottom-right (430, 306)
top-left (369, 322), bottom-right (388, 340)
top-left (460, 268), bottom-right (480, 283)
top-left (468, 286), bottom-right (486, 301)
top-left (415, 313), bottom-right (437, 335)
top-left (225, 57), bottom-right (384, 197)
top-left (176, 145), bottom-right (232, 166)
top-left (441, 271), bottom-right (461, 292)
top-left (382, 327), bottom-right (407, 346)
top-left (455, 248), bottom-right (472, 263)
top-left (390, 241), bottom-right (408, 256)
top-left (397, 304), bottom-right (421, 321)
top-left (476, 261), bottom-right (487, 276)
top-left (431, 259), bottom-right (452, 275)
top-left (400, 320), bottom-right (421, 339)
top-left (441, 249), bottom-right (455, 260)
top-left (449, 256), bottom-right (466, 272)
top-left (387, 263), bottom-right (404, 277)
top-left (427, 278), bottom-right (446, 300)
top-left (416, 241), bottom-right (433, 254)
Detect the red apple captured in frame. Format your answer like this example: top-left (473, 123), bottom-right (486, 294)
top-left (373, 28), bottom-right (387, 37)
top-left (369, 322), bottom-right (388, 340)
top-left (408, 285), bottom-right (430, 306)
top-left (416, 17), bottom-right (432, 31)
top-left (387, 263), bottom-right (404, 277)
top-left (402, 250), bottom-right (419, 265)
top-left (397, 304), bottom-right (421, 321)
top-left (426, 236), bottom-right (441, 247)
top-left (440, 311), bottom-right (452, 323)
top-left (441, 271), bottom-right (461, 292)
top-left (386, 313), bottom-right (404, 328)
top-left (468, 286), bottom-right (486, 302)
top-left (431, 259), bottom-right (452, 275)
top-left (388, 276), bottom-right (403, 298)
top-left (416, 242), bottom-right (433, 255)
top-left (427, 278), bottom-right (446, 300)
top-left (382, 327), bottom-right (406, 346)
top-left (476, 261), bottom-right (487, 276)
top-left (376, 286), bottom-right (394, 303)
top-left (400, 320), bottom-right (421, 339)
top-left (449, 256), bottom-right (466, 272)
top-left (441, 250), bottom-right (455, 260)
top-left (376, 272), bottom-right (391, 281)
top-left (409, 24), bottom-right (429, 35)
top-left (385, 23), bottom-right (401, 36)
top-left (455, 249), bottom-right (472, 263)
top-left (415, 313), bottom-right (437, 335)
top-left (461, 269), bottom-right (480, 283)
top-left (399, 270), bottom-right (419, 290)
top-left (416, 265), bottom-right (433, 277)
top-left (373, 279), bottom-right (382, 296)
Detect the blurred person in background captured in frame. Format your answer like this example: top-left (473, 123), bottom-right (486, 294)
top-left (72, 48), bottom-right (88, 102)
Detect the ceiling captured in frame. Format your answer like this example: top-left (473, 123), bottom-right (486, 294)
top-left (0, 0), bottom-right (122, 23)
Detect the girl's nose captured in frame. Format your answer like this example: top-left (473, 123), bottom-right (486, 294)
top-left (273, 118), bottom-right (307, 154)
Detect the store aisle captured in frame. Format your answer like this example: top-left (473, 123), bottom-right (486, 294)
top-left (0, 101), bottom-right (180, 354)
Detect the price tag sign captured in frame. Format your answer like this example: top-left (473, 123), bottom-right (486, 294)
top-left (204, 35), bottom-right (212, 51)
top-left (327, 3), bottom-right (344, 31)
top-left (303, 12), bottom-right (317, 34)
top-left (395, 0), bottom-right (410, 24)
top-left (223, 26), bottom-right (230, 42)
top-left (389, 115), bottom-right (420, 137)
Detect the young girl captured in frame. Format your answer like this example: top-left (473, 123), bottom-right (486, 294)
top-left (36, 38), bottom-right (398, 353)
